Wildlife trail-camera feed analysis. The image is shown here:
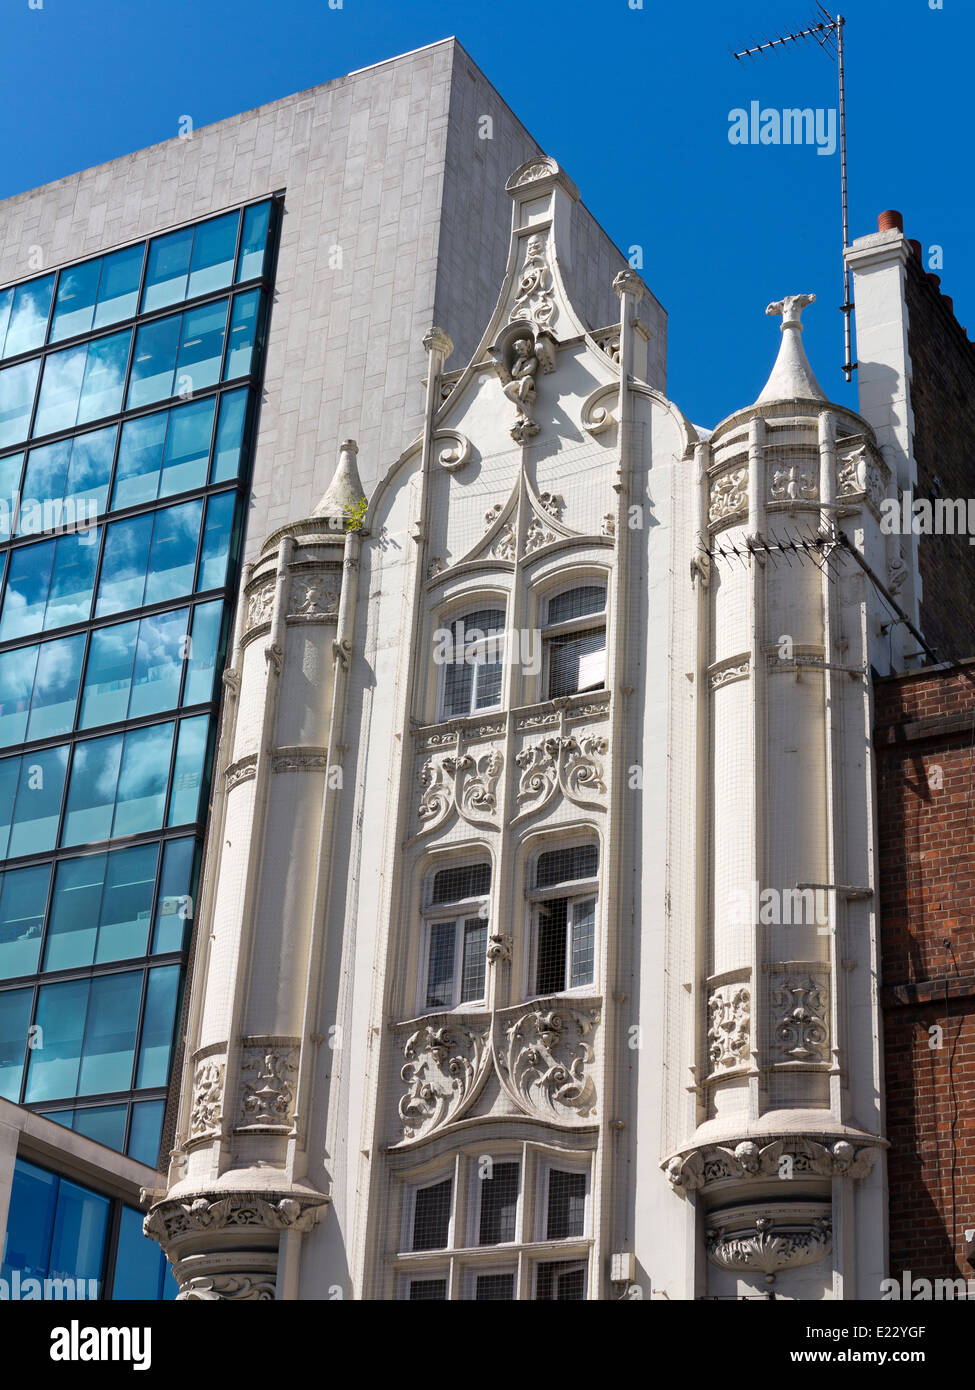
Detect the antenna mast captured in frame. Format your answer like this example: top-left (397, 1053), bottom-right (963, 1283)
top-left (733, 8), bottom-right (855, 382)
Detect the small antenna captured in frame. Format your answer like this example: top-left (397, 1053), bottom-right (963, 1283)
top-left (732, 11), bottom-right (856, 383)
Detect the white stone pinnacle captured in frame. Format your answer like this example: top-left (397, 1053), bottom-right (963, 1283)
top-left (313, 438), bottom-right (366, 518)
top-left (755, 292), bottom-right (827, 405)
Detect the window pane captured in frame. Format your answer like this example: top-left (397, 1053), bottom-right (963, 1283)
top-left (51, 259), bottom-right (102, 342)
top-left (475, 1273), bottom-right (515, 1300)
top-left (144, 499), bottom-right (202, 606)
top-left (168, 715), bottom-right (208, 826)
top-left (76, 328), bottom-right (129, 424)
top-left (0, 753), bottom-right (20, 857)
top-left (536, 897), bottom-right (568, 996)
top-left (0, 537), bottom-right (55, 640)
top-left (0, 452), bottom-right (24, 540)
top-left (224, 290), bottom-right (260, 378)
top-left (27, 633), bottom-right (84, 740)
top-left (0, 643), bottom-right (37, 745)
top-left (19, 439), bottom-right (70, 534)
top-left (451, 608), bottom-right (506, 644)
top-left (0, 289), bottom-right (12, 356)
top-left (127, 314), bottom-right (181, 408)
top-left (152, 837), bottom-right (195, 953)
top-left (0, 986), bottom-right (31, 1099)
top-left (34, 342), bottom-right (86, 436)
top-left (237, 202), bottom-right (270, 281)
top-left (93, 244), bottom-right (144, 328)
top-left (62, 732), bottom-right (122, 845)
top-left (431, 863), bottom-right (491, 904)
top-left (113, 411), bottom-right (167, 509)
top-left (3, 275), bottom-right (54, 358)
top-left (26, 978), bottom-right (89, 1101)
top-left (546, 1169), bottom-right (586, 1239)
top-left (113, 1204), bottom-right (169, 1299)
top-left (197, 490), bottom-right (235, 590)
top-left (478, 1160), bottom-right (519, 1245)
top-left (1, 1159), bottom-right (57, 1280)
top-left (187, 212), bottom-right (239, 298)
top-left (129, 608), bottom-right (188, 719)
top-left (425, 920), bottom-right (455, 1010)
top-left (78, 970), bottom-right (142, 1095)
top-left (412, 1177), bottom-right (452, 1251)
top-left (80, 619), bottom-right (138, 728)
top-left (0, 863), bottom-right (50, 979)
top-left (128, 1099), bottom-right (165, 1168)
top-left (442, 657), bottom-right (472, 719)
top-left (570, 897), bottom-right (596, 988)
top-left (547, 627), bottom-right (606, 699)
top-left (8, 743), bottom-right (68, 856)
top-left (44, 854), bottom-right (106, 971)
top-left (461, 917), bottom-right (486, 1002)
top-left (142, 228), bottom-right (193, 313)
top-left (547, 586), bottom-right (606, 626)
top-left (113, 721), bottom-right (174, 837)
top-left (0, 358), bottom-right (41, 449)
top-left (211, 387), bottom-right (247, 482)
top-left (535, 1261), bottom-right (586, 1301)
top-left (96, 512), bottom-right (153, 616)
top-left (44, 529), bottom-right (99, 630)
top-left (407, 1278), bottom-right (447, 1301)
top-left (175, 299), bottom-right (227, 395)
top-left (536, 845), bottom-right (598, 888)
top-left (63, 425), bottom-right (115, 522)
top-left (474, 653), bottom-right (503, 710)
top-left (183, 600), bottom-right (223, 705)
top-left (136, 963), bottom-right (179, 1087)
top-left (160, 396), bottom-right (214, 497)
top-left (96, 842), bottom-right (158, 963)
top-left (73, 1103), bottom-right (127, 1152)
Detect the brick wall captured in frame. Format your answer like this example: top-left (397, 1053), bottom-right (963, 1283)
top-left (875, 659), bottom-right (975, 1280)
top-left (904, 252), bottom-right (975, 662)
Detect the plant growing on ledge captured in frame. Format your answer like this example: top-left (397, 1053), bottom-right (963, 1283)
top-left (343, 496), bottom-right (368, 532)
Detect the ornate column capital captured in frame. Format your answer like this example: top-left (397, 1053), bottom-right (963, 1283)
top-left (423, 326), bottom-right (454, 360)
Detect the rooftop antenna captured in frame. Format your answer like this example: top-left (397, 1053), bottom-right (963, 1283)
top-left (733, 8), bottom-right (856, 383)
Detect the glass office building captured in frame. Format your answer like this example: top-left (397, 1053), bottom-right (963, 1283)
top-left (0, 197), bottom-right (277, 1169)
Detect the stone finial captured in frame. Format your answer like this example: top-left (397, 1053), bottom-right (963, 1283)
top-left (312, 439), bottom-right (366, 519)
top-left (755, 293), bottom-right (826, 405)
top-left (423, 326), bottom-right (453, 360)
top-left (613, 268), bottom-right (646, 303)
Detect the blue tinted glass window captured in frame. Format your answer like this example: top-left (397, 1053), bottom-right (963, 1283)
top-left (44, 854), bottom-right (106, 971)
top-left (0, 755), bottom-right (21, 858)
top-left (113, 722), bottom-right (174, 837)
top-left (129, 607), bottom-right (188, 720)
top-left (8, 744), bottom-right (68, 857)
top-left (113, 412), bottom-right (166, 509)
top-left (0, 289), bottom-right (11, 353)
top-left (17, 439), bottom-right (70, 534)
top-left (73, 1103), bottom-right (127, 1152)
top-left (237, 202), bottom-right (271, 281)
top-left (0, 986), bottom-right (31, 1099)
top-left (188, 213), bottom-right (239, 299)
top-left (0, 864), bottom-right (50, 979)
top-left (0, 452), bottom-right (24, 540)
top-left (127, 314), bottom-right (181, 409)
top-left (63, 425), bottom-right (115, 522)
top-left (142, 228), bottom-right (193, 313)
top-left (198, 491), bottom-right (235, 590)
top-left (144, 499), bottom-right (202, 607)
top-left (96, 512), bottom-right (153, 616)
top-left (62, 733), bottom-right (122, 845)
top-left (26, 978), bottom-right (89, 1101)
top-left (96, 842), bottom-right (157, 963)
top-left (136, 963), bottom-right (179, 1087)
top-left (33, 343), bottom-right (86, 436)
top-left (44, 529), bottom-right (99, 630)
top-left (81, 619), bottom-right (138, 728)
top-left (152, 837), bottom-right (195, 953)
top-left (160, 396), bottom-right (214, 497)
top-left (128, 1100), bottom-right (165, 1169)
top-left (211, 388), bottom-right (247, 482)
top-left (175, 300), bottom-right (227, 396)
top-left (2, 276), bottom-right (55, 358)
top-left (225, 290), bottom-right (260, 378)
top-left (0, 358), bottom-right (41, 449)
top-left (51, 259), bottom-right (102, 343)
top-left (113, 1203), bottom-right (173, 1299)
top-left (76, 329), bottom-right (129, 425)
top-left (49, 1175), bottom-right (110, 1288)
top-left (21, 428), bottom-right (115, 538)
top-left (1, 1160), bottom-right (57, 1278)
top-left (168, 715), bottom-right (208, 826)
top-left (78, 970), bottom-right (142, 1095)
top-left (0, 644), bottom-right (36, 745)
top-left (93, 244), bottom-right (144, 329)
top-left (183, 600), bottom-right (223, 705)
top-left (27, 632), bottom-right (84, 740)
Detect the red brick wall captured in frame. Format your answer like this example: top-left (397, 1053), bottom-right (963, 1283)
top-left (875, 660), bottom-right (975, 1280)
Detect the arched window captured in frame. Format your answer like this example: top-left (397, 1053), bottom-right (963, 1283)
top-left (437, 607), bottom-right (505, 721)
top-left (419, 860), bottom-right (491, 1010)
top-left (530, 843), bottom-right (598, 995)
top-left (542, 585), bottom-right (606, 699)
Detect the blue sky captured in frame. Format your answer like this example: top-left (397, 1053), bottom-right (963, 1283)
top-left (1, 0), bottom-right (970, 427)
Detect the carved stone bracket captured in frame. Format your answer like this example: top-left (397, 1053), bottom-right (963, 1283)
top-left (706, 1203), bottom-right (832, 1285)
top-left (178, 1274), bottom-right (276, 1301)
top-left (581, 383), bottom-right (619, 436)
top-left (435, 429), bottom-right (473, 472)
top-left (663, 1135), bottom-right (882, 1195)
top-left (145, 1193), bottom-right (326, 1247)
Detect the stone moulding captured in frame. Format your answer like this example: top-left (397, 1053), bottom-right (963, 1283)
top-left (225, 753), bottom-right (258, 791)
top-left (143, 1192), bottom-right (328, 1248)
top-left (705, 1202), bottom-right (832, 1284)
top-left (393, 995), bottom-right (602, 1145)
top-left (178, 1274), bottom-right (276, 1301)
top-left (663, 1135), bottom-right (882, 1195)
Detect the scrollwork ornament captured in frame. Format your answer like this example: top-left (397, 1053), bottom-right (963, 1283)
top-left (496, 1004), bottom-right (600, 1121)
top-left (399, 1023), bottom-right (489, 1140)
